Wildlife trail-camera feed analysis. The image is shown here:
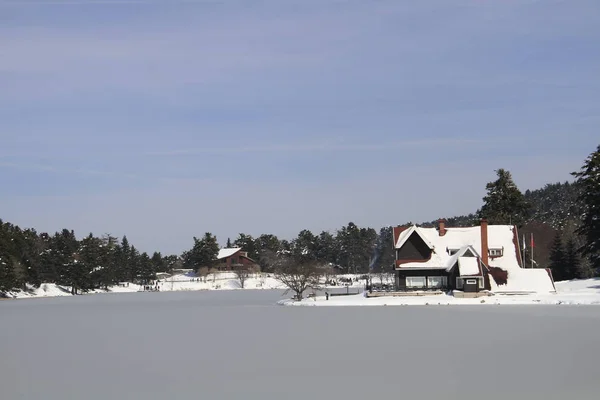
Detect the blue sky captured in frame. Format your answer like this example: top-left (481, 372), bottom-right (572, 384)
top-left (1, 0), bottom-right (599, 254)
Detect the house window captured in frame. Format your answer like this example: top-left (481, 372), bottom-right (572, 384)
top-left (456, 278), bottom-right (464, 289)
top-left (427, 276), bottom-right (448, 288)
top-left (406, 276), bottom-right (426, 288)
top-left (488, 248), bottom-right (503, 257)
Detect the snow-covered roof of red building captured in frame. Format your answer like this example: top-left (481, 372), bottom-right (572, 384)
top-left (217, 248), bottom-right (241, 260)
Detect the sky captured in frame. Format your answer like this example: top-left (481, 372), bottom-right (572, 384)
top-left (1, 0), bottom-right (599, 255)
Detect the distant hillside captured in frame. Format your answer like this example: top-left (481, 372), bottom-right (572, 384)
top-left (523, 181), bottom-right (583, 229)
top-left (420, 181), bottom-right (582, 229)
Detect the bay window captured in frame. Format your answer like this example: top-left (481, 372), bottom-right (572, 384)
top-left (427, 276), bottom-right (447, 288)
top-left (406, 276), bottom-right (426, 288)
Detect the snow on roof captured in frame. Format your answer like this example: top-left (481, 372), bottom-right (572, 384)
top-left (445, 245), bottom-right (476, 272)
top-left (395, 226), bottom-right (434, 250)
top-left (394, 262), bottom-right (447, 270)
top-left (395, 225), bottom-right (517, 272)
top-left (490, 268), bottom-right (556, 293)
top-left (458, 257), bottom-right (480, 276)
top-left (217, 248), bottom-right (241, 260)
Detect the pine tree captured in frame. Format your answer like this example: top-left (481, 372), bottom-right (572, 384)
top-left (128, 245), bottom-right (141, 283)
top-left (572, 144), bottom-right (600, 273)
top-left (336, 222), bottom-right (378, 274)
top-left (151, 252), bottom-right (165, 272)
top-left (478, 169), bottom-right (530, 226)
top-left (79, 233), bottom-right (101, 291)
top-left (373, 226), bottom-right (395, 274)
top-left (255, 234), bottom-right (282, 272)
top-left (315, 231), bottom-right (338, 265)
top-left (183, 233), bottom-right (219, 272)
top-left (19, 228), bottom-right (43, 287)
top-left (233, 233), bottom-right (258, 260)
top-left (52, 229), bottom-right (80, 292)
top-left (0, 233), bottom-right (16, 292)
top-left (98, 234), bottom-right (119, 289)
top-left (564, 238), bottom-right (581, 280)
top-left (119, 236), bottom-right (133, 283)
top-left (548, 231), bottom-right (567, 282)
top-left (255, 234), bottom-right (281, 255)
top-left (0, 255), bottom-right (16, 292)
top-left (138, 252), bottom-right (156, 283)
top-left (162, 255), bottom-right (180, 273)
top-left (291, 230), bottom-right (318, 262)
top-left (226, 238), bottom-right (232, 248)
top-left (12, 260), bottom-right (28, 291)
top-left (280, 240), bottom-right (292, 252)
top-left (0, 221), bottom-right (17, 292)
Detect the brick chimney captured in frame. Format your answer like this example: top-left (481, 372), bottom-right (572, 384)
top-left (438, 219), bottom-right (446, 236)
top-left (480, 218), bottom-right (489, 266)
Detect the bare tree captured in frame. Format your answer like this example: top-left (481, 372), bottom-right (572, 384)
top-left (209, 267), bottom-right (219, 283)
top-left (198, 267), bottom-right (209, 283)
top-left (320, 264), bottom-right (335, 285)
top-left (272, 255), bottom-right (322, 301)
top-left (234, 267), bottom-right (251, 289)
top-left (377, 271), bottom-right (385, 285)
top-left (254, 265), bottom-right (266, 287)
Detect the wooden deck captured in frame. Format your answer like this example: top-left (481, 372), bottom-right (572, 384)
top-left (365, 290), bottom-right (444, 298)
top-left (452, 290), bottom-right (492, 298)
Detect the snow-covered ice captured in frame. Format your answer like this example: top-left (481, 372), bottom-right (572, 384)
top-left (1, 290), bottom-right (599, 399)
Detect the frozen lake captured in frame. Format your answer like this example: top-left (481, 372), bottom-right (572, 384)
top-left (2, 290), bottom-right (599, 400)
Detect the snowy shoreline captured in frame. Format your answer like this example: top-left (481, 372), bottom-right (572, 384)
top-left (4, 275), bottom-right (600, 307)
top-left (0, 273), bottom-right (284, 300)
top-left (279, 279), bottom-right (600, 306)
top-left (0, 272), bottom-right (363, 300)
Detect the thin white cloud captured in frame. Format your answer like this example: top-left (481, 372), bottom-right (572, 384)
top-left (145, 138), bottom-right (497, 156)
top-left (0, 161), bottom-right (140, 179)
top-left (1, 0), bottom-right (223, 4)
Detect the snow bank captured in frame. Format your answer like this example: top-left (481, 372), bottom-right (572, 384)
top-left (5, 283), bottom-right (74, 299)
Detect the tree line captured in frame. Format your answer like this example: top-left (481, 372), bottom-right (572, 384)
top-left (2, 144), bottom-right (600, 294)
top-left (0, 219), bottom-right (392, 294)
top-left (0, 227), bottom-right (176, 294)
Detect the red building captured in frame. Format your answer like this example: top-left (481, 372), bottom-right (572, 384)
top-left (217, 248), bottom-right (259, 271)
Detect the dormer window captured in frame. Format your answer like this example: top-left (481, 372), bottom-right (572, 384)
top-left (489, 248), bottom-right (503, 257)
top-left (447, 248), bottom-right (460, 256)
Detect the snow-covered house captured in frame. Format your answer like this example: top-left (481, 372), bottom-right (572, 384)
top-left (392, 219), bottom-right (555, 294)
top-left (217, 248), bottom-right (259, 271)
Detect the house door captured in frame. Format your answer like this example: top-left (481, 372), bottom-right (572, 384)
top-left (463, 278), bottom-right (479, 293)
